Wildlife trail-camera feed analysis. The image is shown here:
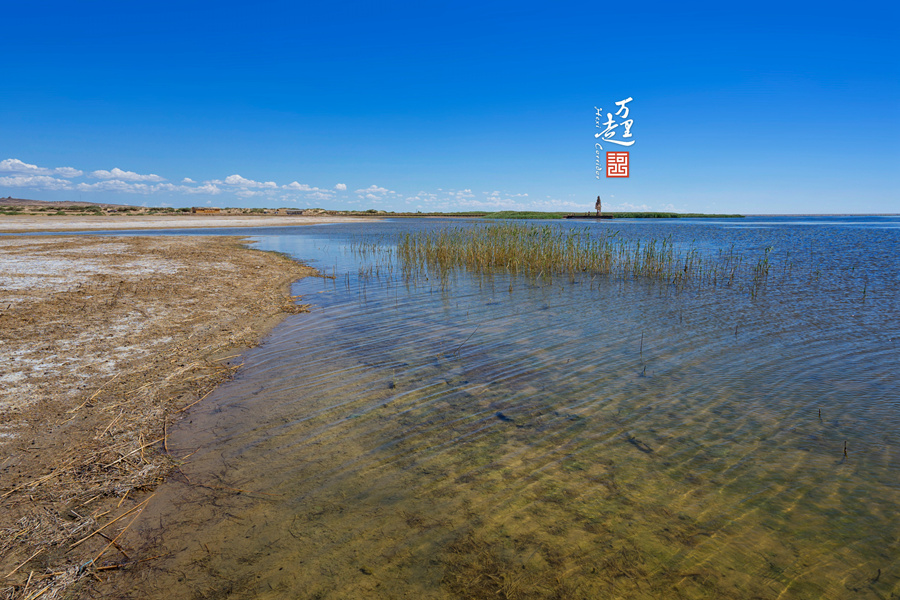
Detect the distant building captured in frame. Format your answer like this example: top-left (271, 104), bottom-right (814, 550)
top-left (191, 207), bottom-right (221, 214)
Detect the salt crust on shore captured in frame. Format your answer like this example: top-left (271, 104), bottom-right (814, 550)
top-left (0, 241), bottom-right (182, 413)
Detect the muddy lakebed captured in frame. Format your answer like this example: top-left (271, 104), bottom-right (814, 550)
top-left (86, 216), bottom-right (899, 599)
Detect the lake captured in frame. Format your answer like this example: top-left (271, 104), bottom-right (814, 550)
top-left (103, 216), bottom-right (899, 599)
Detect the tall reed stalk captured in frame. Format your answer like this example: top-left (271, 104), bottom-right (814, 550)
top-left (397, 224), bottom-right (718, 287)
top-left (352, 223), bottom-right (796, 297)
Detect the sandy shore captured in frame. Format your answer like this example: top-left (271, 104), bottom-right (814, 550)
top-left (0, 214), bottom-right (369, 233)
top-left (0, 235), bottom-right (316, 599)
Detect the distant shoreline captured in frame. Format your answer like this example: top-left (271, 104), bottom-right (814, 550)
top-left (3, 196), bottom-right (897, 231)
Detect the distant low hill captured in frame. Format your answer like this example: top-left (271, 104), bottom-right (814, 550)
top-left (0, 197), bottom-right (133, 209)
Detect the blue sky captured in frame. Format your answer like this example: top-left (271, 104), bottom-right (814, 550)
top-left (2, 1), bottom-right (897, 214)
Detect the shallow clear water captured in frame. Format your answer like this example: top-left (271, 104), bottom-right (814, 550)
top-left (104, 217), bottom-right (898, 599)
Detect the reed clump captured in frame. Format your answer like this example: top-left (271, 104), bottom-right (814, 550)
top-left (349, 223), bottom-right (825, 297)
top-left (394, 223), bottom-right (768, 292)
top-left (397, 224), bottom-right (677, 277)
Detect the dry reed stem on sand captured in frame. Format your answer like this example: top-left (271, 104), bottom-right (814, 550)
top-left (67, 373), bottom-right (121, 414)
top-left (95, 532), bottom-right (130, 561)
top-left (90, 503), bottom-right (148, 567)
top-left (22, 585), bottom-right (50, 600)
top-left (99, 410), bottom-right (124, 438)
top-left (3, 549), bottom-right (44, 580)
top-left (70, 497), bottom-right (153, 549)
top-left (175, 364), bottom-right (243, 414)
top-left (101, 438), bottom-right (166, 469)
top-left (1, 459), bottom-right (78, 499)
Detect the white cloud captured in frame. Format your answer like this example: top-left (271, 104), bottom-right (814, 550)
top-left (72, 180), bottom-right (222, 196)
top-left (0, 159), bottom-right (356, 204)
top-left (399, 188), bottom-right (589, 213)
top-left (357, 185), bottom-right (390, 194)
top-left (77, 180), bottom-right (154, 194)
top-left (0, 158), bottom-right (46, 174)
top-left (223, 174), bottom-right (254, 186)
top-left (90, 167), bottom-right (165, 182)
top-left (0, 174), bottom-right (73, 191)
top-left (355, 185), bottom-right (398, 200)
top-left (446, 188), bottom-right (475, 198)
top-left (4, 163), bottom-right (589, 213)
top-left (54, 166), bottom-right (83, 178)
top-left (0, 158), bottom-right (82, 178)
top-left (171, 182), bottom-right (222, 195)
top-left (190, 183), bottom-right (221, 195)
top-left (283, 181), bottom-right (316, 191)
top-left (281, 181), bottom-right (334, 200)
top-left (218, 174), bottom-right (277, 188)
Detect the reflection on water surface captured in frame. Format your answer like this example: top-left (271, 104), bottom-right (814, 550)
top-left (110, 217), bottom-right (899, 599)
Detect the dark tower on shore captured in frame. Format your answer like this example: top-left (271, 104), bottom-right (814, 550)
top-left (595, 196), bottom-right (602, 217)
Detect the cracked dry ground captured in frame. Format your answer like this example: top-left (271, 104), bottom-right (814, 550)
top-left (0, 235), bottom-right (315, 599)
